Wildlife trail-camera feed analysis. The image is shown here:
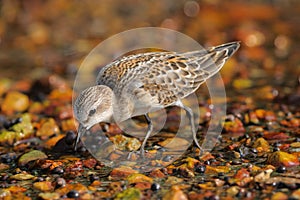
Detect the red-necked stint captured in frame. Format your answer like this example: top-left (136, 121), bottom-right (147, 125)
top-left (73, 41), bottom-right (240, 156)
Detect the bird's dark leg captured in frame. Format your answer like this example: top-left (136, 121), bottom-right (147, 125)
top-left (140, 114), bottom-right (153, 157)
top-left (177, 102), bottom-right (203, 155)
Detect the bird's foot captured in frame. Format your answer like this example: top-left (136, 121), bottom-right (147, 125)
top-left (139, 148), bottom-right (146, 160)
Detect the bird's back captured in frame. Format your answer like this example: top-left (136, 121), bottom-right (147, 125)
top-left (97, 42), bottom-right (240, 118)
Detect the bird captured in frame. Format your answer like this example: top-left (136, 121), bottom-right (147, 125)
top-left (73, 41), bottom-right (240, 156)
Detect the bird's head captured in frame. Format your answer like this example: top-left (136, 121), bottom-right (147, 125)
top-left (73, 85), bottom-right (114, 129)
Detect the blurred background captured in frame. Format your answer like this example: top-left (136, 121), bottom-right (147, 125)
top-left (0, 0), bottom-right (299, 105)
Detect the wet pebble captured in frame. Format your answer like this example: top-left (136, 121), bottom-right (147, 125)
top-left (206, 195), bottom-right (220, 200)
top-left (1, 91), bottom-right (29, 115)
top-left (55, 177), bottom-right (66, 188)
top-left (231, 159), bottom-right (242, 165)
top-left (67, 190), bottom-right (80, 198)
top-left (271, 192), bottom-right (288, 200)
top-left (65, 130), bottom-right (76, 145)
top-left (35, 177), bottom-right (44, 182)
top-left (204, 160), bottom-right (211, 165)
top-left (268, 151), bottom-right (299, 167)
top-left (18, 150), bottom-right (47, 166)
top-left (195, 165), bottom-right (206, 173)
top-left (33, 181), bottom-right (54, 191)
top-left (163, 185), bottom-right (188, 200)
top-left (247, 147), bottom-right (256, 154)
top-left (89, 174), bottom-right (99, 183)
top-left (223, 176), bottom-right (230, 184)
top-left (3, 117), bottom-right (22, 129)
top-left (1, 153), bottom-right (16, 163)
top-left (51, 167), bottom-right (64, 174)
top-left (276, 166), bottom-right (287, 173)
top-left (273, 147), bottom-right (280, 152)
top-left (151, 182), bottom-right (160, 191)
top-left (36, 118), bottom-right (60, 138)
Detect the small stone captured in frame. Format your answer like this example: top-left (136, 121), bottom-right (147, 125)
top-left (110, 134), bottom-right (141, 151)
top-left (250, 148), bottom-right (258, 154)
top-left (226, 186), bottom-right (240, 197)
top-left (66, 190), bottom-right (79, 198)
top-left (234, 168), bottom-right (250, 181)
top-left (18, 150), bottom-right (47, 166)
top-left (126, 173), bottom-right (153, 184)
top-left (65, 131), bottom-right (76, 145)
top-left (222, 116), bottom-right (245, 133)
top-left (89, 174), bottom-right (99, 183)
top-left (163, 185), bottom-right (188, 200)
top-left (83, 158), bottom-right (97, 169)
top-left (204, 160), bottom-right (211, 165)
top-left (10, 173), bottom-right (34, 180)
top-left (115, 188), bottom-right (141, 200)
top-left (268, 151), bottom-right (300, 167)
top-left (3, 117), bottom-right (22, 129)
top-left (35, 177), bottom-right (44, 182)
top-left (51, 167), bottom-right (64, 174)
top-left (33, 181), bottom-right (54, 191)
top-left (151, 183), bottom-right (160, 191)
top-left (61, 119), bottom-right (77, 132)
top-left (159, 137), bottom-right (190, 151)
top-left (1, 91), bottom-right (29, 115)
top-left (44, 134), bottom-right (65, 149)
top-left (223, 176), bottom-right (230, 184)
top-left (271, 192), bottom-right (288, 200)
top-left (0, 163), bottom-right (9, 171)
top-left (207, 195), bottom-right (220, 200)
top-left (36, 118), bottom-right (60, 138)
top-left (195, 165), bottom-right (206, 173)
top-left (276, 166), bottom-right (287, 173)
top-left (110, 166), bottom-right (138, 179)
top-left (205, 165), bottom-right (230, 174)
top-left (231, 159), bottom-right (242, 165)
top-left (253, 137), bottom-right (270, 153)
top-left (149, 169), bottom-right (166, 178)
top-left (0, 114), bottom-right (33, 145)
top-left (254, 169), bottom-right (273, 182)
top-left (38, 192), bottom-right (60, 200)
top-left (1, 153), bottom-right (16, 163)
top-left (55, 177), bottom-right (66, 188)
top-left (291, 189), bottom-right (300, 200)
top-left (290, 142), bottom-right (300, 148)
top-left (165, 176), bottom-right (183, 185)
top-left (273, 147), bottom-right (280, 152)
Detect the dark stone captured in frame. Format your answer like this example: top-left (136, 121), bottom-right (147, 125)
top-left (52, 167), bottom-right (64, 174)
top-left (276, 166), bottom-right (287, 173)
top-left (67, 190), bottom-right (79, 198)
top-left (89, 174), bottom-right (99, 183)
top-left (150, 183), bottom-right (160, 191)
top-left (195, 165), bottom-right (206, 173)
top-left (65, 131), bottom-right (76, 145)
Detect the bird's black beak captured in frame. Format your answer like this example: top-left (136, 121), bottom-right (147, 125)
top-left (74, 123), bottom-right (86, 151)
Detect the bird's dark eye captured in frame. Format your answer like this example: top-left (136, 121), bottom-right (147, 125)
top-left (88, 109), bottom-right (96, 116)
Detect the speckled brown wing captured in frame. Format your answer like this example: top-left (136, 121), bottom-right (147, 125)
top-left (96, 42), bottom-right (240, 116)
top-left (136, 42), bottom-right (240, 107)
top-left (96, 53), bottom-right (156, 90)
